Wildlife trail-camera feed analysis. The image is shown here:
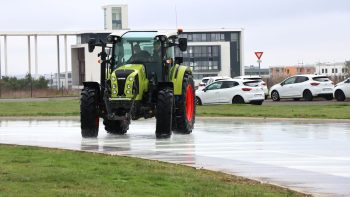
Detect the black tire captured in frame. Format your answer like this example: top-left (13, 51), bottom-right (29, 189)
top-left (80, 88), bottom-right (99, 138)
top-left (156, 89), bottom-right (173, 138)
top-left (103, 119), bottom-right (129, 135)
top-left (232, 95), bottom-right (245, 104)
top-left (195, 96), bottom-right (202, 106)
top-left (271, 91), bottom-right (280, 101)
top-left (265, 95), bottom-right (268, 100)
top-left (173, 74), bottom-right (195, 134)
top-left (335, 90), bottom-right (346, 101)
top-left (303, 90), bottom-right (313, 101)
top-left (324, 94), bottom-right (333, 101)
top-left (293, 98), bottom-right (300, 101)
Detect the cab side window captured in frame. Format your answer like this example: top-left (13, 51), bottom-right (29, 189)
top-left (206, 82), bottom-right (222, 90)
top-left (221, 81), bottom-right (235, 89)
top-left (283, 77), bottom-right (296, 85)
top-left (295, 76), bottom-right (308, 83)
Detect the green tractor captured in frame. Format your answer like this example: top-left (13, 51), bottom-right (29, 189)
top-left (80, 30), bottom-right (195, 138)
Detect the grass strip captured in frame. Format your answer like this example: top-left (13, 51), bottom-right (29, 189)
top-left (0, 144), bottom-right (304, 197)
top-left (0, 99), bottom-right (349, 119)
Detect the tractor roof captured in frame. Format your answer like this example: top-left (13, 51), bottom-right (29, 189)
top-left (110, 30), bottom-right (180, 39)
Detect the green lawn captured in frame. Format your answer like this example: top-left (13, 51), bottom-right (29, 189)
top-left (196, 103), bottom-right (350, 119)
top-left (0, 99), bottom-right (80, 116)
top-left (0, 99), bottom-right (349, 119)
top-left (0, 144), bottom-right (303, 197)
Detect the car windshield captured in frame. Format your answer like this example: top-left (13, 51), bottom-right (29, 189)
top-left (113, 32), bottom-right (162, 68)
top-left (312, 77), bottom-right (330, 82)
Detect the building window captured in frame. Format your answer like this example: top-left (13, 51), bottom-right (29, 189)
top-left (335, 68), bottom-right (338, 73)
top-left (104, 8), bottom-right (107, 30)
top-left (332, 68), bottom-right (334, 73)
top-left (112, 7), bottom-right (122, 29)
top-left (231, 33), bottom-right (238, 41)
top-left (175, 45), bottom-right (221, 72)
top-left (325, 69), bottom-right (328, 73)
top-left (322, 69), bottom-right (324, 73)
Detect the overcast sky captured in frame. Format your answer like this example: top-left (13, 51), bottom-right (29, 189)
top-left (0, 0), bottom-right (349, 75)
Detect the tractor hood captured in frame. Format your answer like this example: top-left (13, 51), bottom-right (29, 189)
top-left (110, 64), bottom-right (148, 99)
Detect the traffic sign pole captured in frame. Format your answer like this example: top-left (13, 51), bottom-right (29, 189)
top-left (255, 52), bottom-right (264, 76)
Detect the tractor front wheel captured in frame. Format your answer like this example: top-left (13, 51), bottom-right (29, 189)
top-left (80, 87), bottom-right (100, 138)
top-left (103, 119), bottom-right (129, 135)
top-left (173, 74), bottom-right (195, 134)
top-left (155, 89), bottom-right (174, 138)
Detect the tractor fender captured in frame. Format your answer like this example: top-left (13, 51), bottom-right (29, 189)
top-left (82, 82), bottom-right (100, 93)
top-left (172, 65), bottom-right (192, 95)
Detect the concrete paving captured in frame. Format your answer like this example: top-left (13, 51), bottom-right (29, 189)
top-left (1, 118), bottom-right (350, 196)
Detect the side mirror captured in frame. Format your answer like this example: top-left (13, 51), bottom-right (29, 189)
top-left (178, 38), bottom-right (187, 52)
top-left (106, 35), bottom-right (120, 44)
top-left (88, 38), bottom-right (96, 53)
top-left (203, 88), bottom-right (207, 92)
top-left (175, 57), bottom-right (183, 64)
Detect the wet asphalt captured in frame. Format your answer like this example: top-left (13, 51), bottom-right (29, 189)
top-left (0, 117), bottom-right (350, 197)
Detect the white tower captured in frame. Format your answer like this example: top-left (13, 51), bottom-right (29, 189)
top-left (102, 5), bottom-right (128, 30)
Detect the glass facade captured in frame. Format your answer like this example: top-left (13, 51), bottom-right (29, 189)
top-left (175, 46), bottom-right (221, 73)
top-left (176, 31), bottom-right (241, 80)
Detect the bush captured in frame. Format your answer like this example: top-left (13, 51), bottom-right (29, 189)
top-left (1, 74), bottom-right (48, 90)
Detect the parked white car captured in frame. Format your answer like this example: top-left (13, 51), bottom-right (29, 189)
top-left (334, 78), bottom-right (350, 101)
top-left (270, 75), bottom-right (334, 101)
top-left (233, 75), bottom-right (268, 99)
top-left (197, 76), bottom-right (231, 90)
top-left (195, 79), bottom-right (265, 105)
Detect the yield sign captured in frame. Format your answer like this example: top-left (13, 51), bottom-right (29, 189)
top-left (255, 52), bottom-right (263, 60)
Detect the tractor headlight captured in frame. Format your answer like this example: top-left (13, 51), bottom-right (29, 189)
top-left (112, 77), bottom-right (116, 81)
top-left (126, 90), bottom-right (131, 94)
top-left (127, 84), bottom-right (131, 89)
top-left (112, 85), bottom-right (116, 89)
top-left (129, 77), bottom-right (133, 81)
top-left (113, 90), bottom-right (117, 94)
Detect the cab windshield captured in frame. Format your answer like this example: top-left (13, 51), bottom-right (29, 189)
top-left (113, 32), bottom-right (162, 69)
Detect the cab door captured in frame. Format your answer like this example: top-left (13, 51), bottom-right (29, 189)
top-left (293, 76), bottom-right (309, 97)
top-left (218, 81), bottom-right (236, 103)
top-left (200, 81), bottom-right (222, 104)
top-left (279, 76), bottom-right (296, 98)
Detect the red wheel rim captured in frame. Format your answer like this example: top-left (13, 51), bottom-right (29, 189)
top-left (185, 84), bottom-right (194, 122)
top-left (95, 117), bottom-right (99, 127)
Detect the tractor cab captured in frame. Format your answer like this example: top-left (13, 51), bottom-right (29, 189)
top-left (108, 30), bottom-right (186, 82)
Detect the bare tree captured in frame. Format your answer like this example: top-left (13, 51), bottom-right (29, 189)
top-left (345, 61), bottom-right (350, 78)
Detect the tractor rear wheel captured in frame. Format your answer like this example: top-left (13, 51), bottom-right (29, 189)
top-left (156, 89), bottom-right (174, 138)
top-left (80, 88), bottom-right (99, 138)
top-left (173, 74), bottom-right (195, 134)
top-left (103, 119), bottom-right (129, 135)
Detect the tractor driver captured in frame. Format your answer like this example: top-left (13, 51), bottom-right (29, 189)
top-left (152, 41), bottom-right (162, 62)
top-left (127, 43), bottom-right (151, 63)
